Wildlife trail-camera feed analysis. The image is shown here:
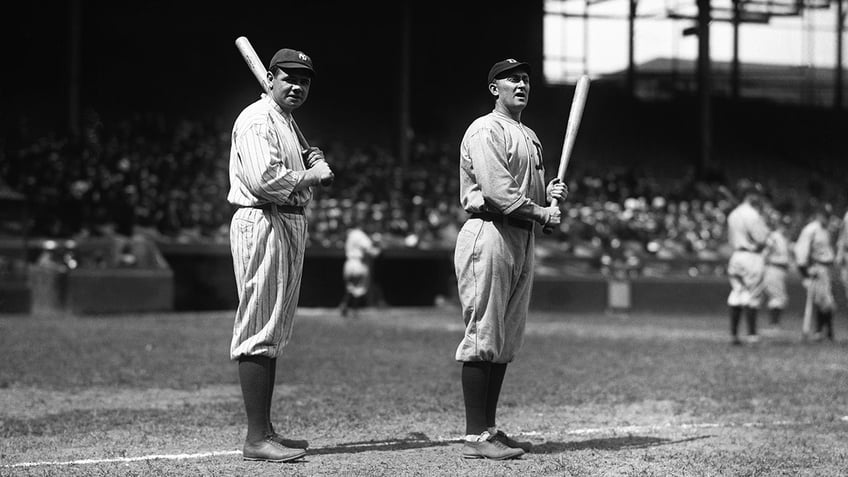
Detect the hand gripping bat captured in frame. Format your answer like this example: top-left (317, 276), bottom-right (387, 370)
top-left (234, 36), bottom-right (333, 186)
top-left (542, 75), bottom-right (590, 235)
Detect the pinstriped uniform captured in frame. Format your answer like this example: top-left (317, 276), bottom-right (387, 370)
top-left (228, 96), bottom-right (311, 360)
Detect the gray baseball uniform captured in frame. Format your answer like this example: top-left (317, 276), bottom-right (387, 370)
top-left (726, 201), bottom-right (769, 308)
top-left (795, 219), bottom-right (836, 313)
top-left (454, 111), bottom-right (547, 363)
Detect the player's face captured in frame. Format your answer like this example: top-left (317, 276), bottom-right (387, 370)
top-left (270, 68), bottom-right (312, 112)
top-left (492, 69), bottom-right (530, 112)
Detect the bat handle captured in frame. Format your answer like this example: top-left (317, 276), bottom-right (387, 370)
top-left (542, 198), bottom-right (561, 235)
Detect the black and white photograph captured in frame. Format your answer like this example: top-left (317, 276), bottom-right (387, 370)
top-left (1, 0), bottom-right (847, 475)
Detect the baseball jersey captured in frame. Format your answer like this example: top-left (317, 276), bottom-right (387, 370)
top-left (764, 230), bottom-right (790, 266)
top-left (344, 228), bottom-right (378, 261)
top-left (726, 202), bottom-right (769, 252)
top-left (454, 110), bottom-right (547, 363)
top-left (228, 96), bottom-right (311, 207)
top-left (459, 111), bottom-right (547, 221)
top-left (837, 211), bottom-right (848, 264)
top-left (227, 95), bottom-right (311, 360)
top-left (795, 221), bottom-right (835, 267)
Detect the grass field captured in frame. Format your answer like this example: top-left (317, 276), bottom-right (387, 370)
top-left (1, 306), bottom-right (847, 476)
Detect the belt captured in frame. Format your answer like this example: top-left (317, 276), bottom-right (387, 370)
top-left (470, 212), bottom-right (534, 231)
top-left (767, 262), bottom-right (789, 269)
top-left (241, 203), bottom-right (304, 215)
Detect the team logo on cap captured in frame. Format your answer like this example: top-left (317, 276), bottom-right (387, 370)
top-left (506, 59), bottom-right (517, 63)
top-left (299, 53), bottom-right (310, 62)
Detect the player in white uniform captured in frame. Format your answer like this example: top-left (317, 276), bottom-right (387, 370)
top-left (762, 213), bottom-right (791, 327)
top-left (227, 48), bottom-right (333, 463)
top-left (340, 225), bottom-right (380, 318)
top-left (836, 209), bottom-right (848, 305)
top-left (454, 58), bottom-right (567, 460)
top-left (725, 187), bottom-right (770, 344)
top-left (795, 205), bottom-right (836, 340)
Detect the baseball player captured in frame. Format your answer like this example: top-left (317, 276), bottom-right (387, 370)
top-left (227, 47), bottom-right (333, 463)
top-left (836, 208), bottom-right (848, 305)
top-left (795, 204), bottom-right (837, 341)
top-left (454, 58), bottom-right (567, 460)
top-left (725, 186), bottom-right (770, 345)
top-left (761, 211), bottom-right (791, 327)
top-left (339, 224), bottom-right (380, 318)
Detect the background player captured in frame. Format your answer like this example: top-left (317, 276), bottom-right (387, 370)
top-left (227, 47), bottom-right (333, 463)
top-left (725, 185), bottom-right (770, 344)
top-left (454, 58), bottom-right (567, 460)
top-left (340, 223), bottom-right (381, 318)
top-left (836, 206), bottom-right (848, 305)
top-left (795, 204), bottom-right (837, 341)
top-left (761, 210), bottom-right (791, 328)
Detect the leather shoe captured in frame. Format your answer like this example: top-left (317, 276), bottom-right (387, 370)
top-left (492, 430), bottom-right (532, 452)
top-left (243, 438), bottom-right (306, 462)
top-left (462, 437), bottom-right (524, 460)
top-left (269, 433), bottom-right (309, 449)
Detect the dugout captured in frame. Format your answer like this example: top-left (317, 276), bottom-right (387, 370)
top-left (0, 186), bottom-right (31, 313)
top-left (28, 235), bottom-right (174, 315)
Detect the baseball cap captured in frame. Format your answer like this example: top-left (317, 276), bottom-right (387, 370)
top-left (268, 48), bottom-right (315, 77)
top-left (487, 58), bottom-right (531, 83)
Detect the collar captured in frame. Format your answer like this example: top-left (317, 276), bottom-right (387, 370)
top-left (266, 95), bottom-right (293, 121)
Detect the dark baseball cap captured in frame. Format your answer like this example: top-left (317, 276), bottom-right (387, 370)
top-left (269, 48), bottom-right (315, 77)
top-left (487, 58), bottom-right (531, 83)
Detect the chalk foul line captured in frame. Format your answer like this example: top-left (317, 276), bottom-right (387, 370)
top-left (4, 418), bottom-right (841, 468)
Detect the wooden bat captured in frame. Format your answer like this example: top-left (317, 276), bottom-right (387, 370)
top-left (543, 75), bottom-right (591, 235)
top-left (234, 36), bottom-right (333, 185)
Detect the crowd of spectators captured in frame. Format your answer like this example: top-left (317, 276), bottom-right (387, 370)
top-left (2, 112), bottom-right (845, 276)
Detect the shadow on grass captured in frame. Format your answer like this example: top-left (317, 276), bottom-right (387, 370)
top-left (535, 434), bottom-right (712, 453)
top-left (310, 432), bottom-right (458, 456)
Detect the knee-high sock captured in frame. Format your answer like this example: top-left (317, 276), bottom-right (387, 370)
top-left (239, 355), bottom-right (272, 443)
top-left (745, 306), bottom-right (758, 335)
top-left (769, 307), bottom-right (782, 325)
top-left (267, 358), bottom-right (277, 434)
top-left (817, 310), bottom-right (834, 339)
top-left (462, 361), bottom-right (491, 435)
top-left (486, 363), bottom-right (507, 429)
top-left (730, 306), bottom-right (742, 337)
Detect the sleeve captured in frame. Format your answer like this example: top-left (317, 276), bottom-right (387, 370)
top-left (749, 213), bottom-right (770, 248)
top-left (233, 121), bottom-right (304, 202)
top-left (794, 226), bottom-right (812, 267)
top-left (467, 126), bottom-right (547, 223)
top-left (837, 216), bottom-right (848, 264)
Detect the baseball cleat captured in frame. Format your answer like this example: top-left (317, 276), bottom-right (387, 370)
top-left (269, 433), bottom-right (309, 449)
top-left (242, 439), bottom-right (306, 462)
top-left (462, 437), bottom-right (525, 460)
top-left (492, 430), bottom-right (533, 452)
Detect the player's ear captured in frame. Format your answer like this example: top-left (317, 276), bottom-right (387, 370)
top-left (266, 70), bottom-right (275, 88)
top-left (488, 81), bottom-right (498, 97)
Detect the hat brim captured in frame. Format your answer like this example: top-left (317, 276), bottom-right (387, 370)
top-left (488, 62), bottom-right (531, 83)
top-left (272, 63), bottom-right (315, 77)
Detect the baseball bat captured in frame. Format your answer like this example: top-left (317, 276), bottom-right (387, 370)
top-left (234, 36), bottom-right (333, 185)
top-left (542, 75), bottom-right (591, 235)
